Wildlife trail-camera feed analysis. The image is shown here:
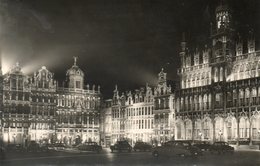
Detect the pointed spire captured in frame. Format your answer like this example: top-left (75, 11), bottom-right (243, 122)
top-left (73, 56), bottom-right (78, 66)
top-left (181, 32), bottom-right (187, 52)
top-left (146, 82), bottom-right (149, 88)
top-left (98, 85), bottom-right (100, 93)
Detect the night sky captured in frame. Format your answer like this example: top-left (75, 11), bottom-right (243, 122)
top-left (0, 0), bottom-right (259, 98)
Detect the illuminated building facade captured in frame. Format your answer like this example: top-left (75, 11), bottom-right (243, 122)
top-left (30, 66), bottom-right (57, 143)
top-left (109, 70), bottom-right (175, 145)
top-left (124, 85), bottom-right (155, 145)
top-left (0, 58), bottom-right (101, 146)
top-left (2, 63), bottom-right (31, 146)
top-left (100, 99), bottom-right (112, 147)
top-left (56, 57), bottom-right (101, 145)
top-left (111, 85), bottom-right (126, 144)
top-left (175, 2), bottom-right (260, 145)
top-left (154, 69), bottom-right (175, 144)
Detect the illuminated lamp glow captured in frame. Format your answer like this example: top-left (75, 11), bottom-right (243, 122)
top-left (3, 133), bottom-right (9, 143)
top-left (1, 56), bottom-right (14, 75)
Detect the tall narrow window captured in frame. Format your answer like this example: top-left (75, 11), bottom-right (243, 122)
top-left (76, 81), bottom-right (81, 89)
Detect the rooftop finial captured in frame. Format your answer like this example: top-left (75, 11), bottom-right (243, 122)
top-left (73, 56), bottom-right (78, 66)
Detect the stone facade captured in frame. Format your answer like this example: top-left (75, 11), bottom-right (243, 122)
top-left (175, 2), bottom-right (260, 145)
top-left (0, 58), bottom-right (101, 146)
top-left (100, 99), bottom-right (112, 147)
top-left (107, 70), bottom-right (174, 146)
top-left (154, 69), bottom-right (175, 144)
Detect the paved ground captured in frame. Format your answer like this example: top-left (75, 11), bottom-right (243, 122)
top-left (1, 149), bottom-right (260, 166)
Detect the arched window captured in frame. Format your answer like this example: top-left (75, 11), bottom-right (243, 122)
top-left (203, 94), bottom-right (208, 110)
top-left (214, 67), bottom-right (218, 82)
top-left (245, 88), bottom-right (250, 106)
top-left (220, 67), bottom-right (223, 81)
top-left (252, 88), bottom-right (257, 105)
top-left (239, 117), bottom-right (249, 138)
top-left (239, 89), bottom-right (245, 106)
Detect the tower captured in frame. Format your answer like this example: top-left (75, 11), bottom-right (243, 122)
top-left (247, 30), bottom-right (255, 53)
top-left (211, 0), bottom-right (235, 82)
top-left (236, 34), bottom-right (243, 56)
top-left (66, 57), bottom-right (84, 89)
top-left (113, 85), bottom-right (120, 105)
top-left (180, 33), bottom-right (187, 68)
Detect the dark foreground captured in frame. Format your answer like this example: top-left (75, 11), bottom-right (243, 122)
top-left (1, 149), bottom-right (260, 166)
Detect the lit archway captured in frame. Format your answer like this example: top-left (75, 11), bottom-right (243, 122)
top-left (239, 116), bottom-right (249, 139)
top-left (251, 114), bottom-right (260, 140)
top-left (202, 117), bottom-right (213, 141)
top-left (185, 119), bottom-right (192, 140)
top-left (215, 117), bottom-right (224, 141)
top-left (225, 116), bottom-right (237, 141)
top-left (176, 118), bottom-right (184, 140)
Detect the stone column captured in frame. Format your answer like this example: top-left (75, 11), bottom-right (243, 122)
top-left (249, 119), bottom-right (252, 145)
top-left (223, 119), bottom-right (227, 142)
top-left (192, 118), bottom-right (195, 142)
top-left (236, 118), bottom-right (240, 146)
top-left (249, 89), bottom-right (253, 146)
top-left (212, 118), bottom-right (216, 142)
top-left (184, 121), bottom-right (186, 140)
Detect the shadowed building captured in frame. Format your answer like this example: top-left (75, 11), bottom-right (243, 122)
top-left (175, 1), bottom-right (260, 145)
top-left (0, 66), bottom-right (3, 146)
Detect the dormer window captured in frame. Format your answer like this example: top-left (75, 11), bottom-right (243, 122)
top-left (76, 81), bottom-right (81, 89)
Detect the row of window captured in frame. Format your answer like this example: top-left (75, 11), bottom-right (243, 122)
top-left (155, 98), bottom-right (170, 110)
top-left (125, 119), bottom-right (154, 130)
top-left (57, 129), bottom-right (98, 133)
top-left (57, 115), bottom-right (99, 125)
top-left (4, 92), bottom-right (30, 101)
top-left (31, 97), bottom-right (55, 103)
top-left (30, 123), bottom-right (54, 130)
top-left (126, 106), bottom-right (154, 117)
top-left (58, 99), bottom-right (100, 109)
top-left (3, 122), bottom-right (29, 128)
top-left (182, 78), bottom-right (211, 89)
top-left (3, 105), bottom-right (30, 114)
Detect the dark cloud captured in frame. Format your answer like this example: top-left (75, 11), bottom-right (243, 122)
top-left (0, 0), bottom-right (259, 98)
